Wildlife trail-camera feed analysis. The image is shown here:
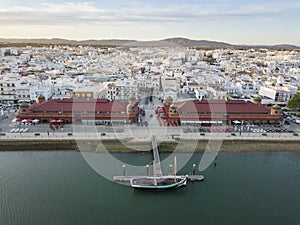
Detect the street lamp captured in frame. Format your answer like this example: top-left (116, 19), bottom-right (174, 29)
top-left (146, 164), bottom-right (149, 176)
top-left (192, 164), bottom-right (196, 175)
top-left (122, 164), bottom-right (126, 176)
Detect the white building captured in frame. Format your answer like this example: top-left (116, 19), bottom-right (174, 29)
top-left (259, 85), bottom-right (297, 103)
top-left (72, 84), bottom-right (102, 99)
top-left (194, 89), bottom-right (207, 100)
top-left (16, 78), bottom-right (39, 102)
top-left (115, 79), bottom-right (139, 100)
top-left (0, 75), bottom-right (19, 105)
top-left (236, 81), bottom-right (256, 95)
top-left (223, 82), bottom-right (239, 95)
top-left (105, 79), bottom-right (139, 101)
top-left (30, 85), bottom-right (54, 101)
top-left (207, 85), bottom-right (227, 100)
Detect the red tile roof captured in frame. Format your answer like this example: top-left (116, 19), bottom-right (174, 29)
top-left (29, 98), bottom-right (130, 113)
top-left (177, 100), bottom-right (270, 114)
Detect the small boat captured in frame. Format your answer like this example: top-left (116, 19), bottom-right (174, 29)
top-left (130, 156), bottom-right (187, 191)
top-left (130, 175), bottom-right (187, 191)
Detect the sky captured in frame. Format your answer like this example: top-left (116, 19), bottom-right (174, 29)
top-left (0, 0), bottom-right (299, 45)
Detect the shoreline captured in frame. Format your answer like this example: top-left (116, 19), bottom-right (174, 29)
top-left (0, 138), bottom-right (300, 152)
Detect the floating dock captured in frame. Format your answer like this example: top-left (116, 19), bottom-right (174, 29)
top-left (113, 175), bottom-right (204, 183)
top-left (187, 175), bottom-right (204, 181)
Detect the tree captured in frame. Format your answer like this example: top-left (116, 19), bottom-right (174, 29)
top-left (288, 92), bottom-right (300, 110)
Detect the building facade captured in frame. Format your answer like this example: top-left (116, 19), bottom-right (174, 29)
top-left (157, 99), bottom-right (281, 126)
top-left (0, 78), bottom-right (18, 105)
top-left (18, 98), bottom-right (139, 124)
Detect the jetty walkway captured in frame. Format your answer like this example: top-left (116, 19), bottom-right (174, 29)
top-left (113, 134), bottom-right (204, 183)
top-left (152, 135), bottom-right (162, 177)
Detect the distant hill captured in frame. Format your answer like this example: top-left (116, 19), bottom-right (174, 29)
top-left (270, 44), bottom-right (300, 50)
top-left (162, 37), bottom-right (233, 48)
top-left (0, 38), bottom-right (135, 46)
top-left (162, 38), bottom-right (299, 49)
top-left (80, 39), bottom-right (136, 46)
top-left (0, 37), bottom-right (298, 49)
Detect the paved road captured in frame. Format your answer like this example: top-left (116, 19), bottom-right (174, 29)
top-left (1, 126), bottom-right (299, 140)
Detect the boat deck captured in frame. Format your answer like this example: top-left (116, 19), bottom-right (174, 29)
top-left (131, 177), bottom-right (182, 186)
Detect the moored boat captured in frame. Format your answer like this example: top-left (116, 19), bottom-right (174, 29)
top-left (130, 156), bottom-right (187, 191)
top-left (130, 175), bottom-right (187, 191)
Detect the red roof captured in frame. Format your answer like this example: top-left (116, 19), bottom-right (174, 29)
top-left (176, 100), bottom-right (270, 114)
top-left (29, 98), bottom-right (130, 113)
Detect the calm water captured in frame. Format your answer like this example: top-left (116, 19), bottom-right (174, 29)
top-left (0, 151), bottom-right (299, 225)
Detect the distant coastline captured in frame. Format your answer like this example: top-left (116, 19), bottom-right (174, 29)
top-left (0, 139), bottom-right (300, 152)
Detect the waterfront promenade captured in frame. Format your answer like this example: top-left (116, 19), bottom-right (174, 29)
top-left (1, 129), bottom-right (300, 140)
top-left (1, 126), bottom-right (300, 152)
top-left (1, 120), bottom-right (300, 141)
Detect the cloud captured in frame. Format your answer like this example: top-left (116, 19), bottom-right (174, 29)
top-left (0, 1), bottom-right (299, 26)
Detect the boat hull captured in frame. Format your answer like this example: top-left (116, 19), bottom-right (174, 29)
top-left (130, 176), bottom-right (187, 191)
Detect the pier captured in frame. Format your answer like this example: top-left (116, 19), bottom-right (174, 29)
top-left (113, 135), bottom-right (205, 184)
top-left (152, 135), bottom-right (162, 177)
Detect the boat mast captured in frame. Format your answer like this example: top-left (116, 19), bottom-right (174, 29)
top-left (153, 160), bottom-right (157, 185)
top-left (174, 156), bottom-right (177, 182)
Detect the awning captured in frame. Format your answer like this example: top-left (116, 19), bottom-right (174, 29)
top-left (181, 120), bottom-right (223, 124)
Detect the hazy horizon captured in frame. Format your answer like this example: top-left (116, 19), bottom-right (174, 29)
top-left (0, 0), bottom-right (299, 46)
top-left (0, 36), bottom-right (299, 47)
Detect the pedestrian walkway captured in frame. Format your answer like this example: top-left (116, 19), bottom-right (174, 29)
top-left (152, 135), bottom-right (162, 177)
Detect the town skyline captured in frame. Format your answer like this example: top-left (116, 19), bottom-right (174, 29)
top-left (0, 0), bottom-right (299, 46)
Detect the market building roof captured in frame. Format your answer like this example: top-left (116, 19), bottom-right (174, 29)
top-left (29, 98), bottom-right (130, 113)
top-left (176, 100), bottom-right (270, 114)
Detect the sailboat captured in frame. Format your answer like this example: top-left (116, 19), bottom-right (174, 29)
top-left (130, 156), bottom-right (187, 191)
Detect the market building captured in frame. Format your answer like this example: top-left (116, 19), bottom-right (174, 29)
top-left (18, 97), bottom-right (139, 124)
top-left (157, 97), bottom-right (281, 126)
